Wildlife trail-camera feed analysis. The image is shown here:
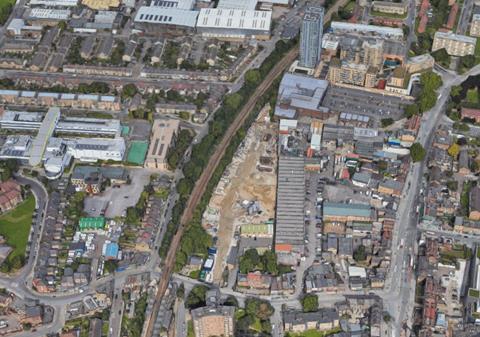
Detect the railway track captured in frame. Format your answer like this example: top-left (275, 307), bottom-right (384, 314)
top-left (143, 47), bottom-right (299, 337)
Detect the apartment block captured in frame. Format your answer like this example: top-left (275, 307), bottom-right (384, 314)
top-left (432, 31), bottom-right (476, 56)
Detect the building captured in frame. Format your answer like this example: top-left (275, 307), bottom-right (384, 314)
top-left (196, 8), bottom-right (271, 40)
top-left (0, 110), bottom-right (121, 136)
top-left (283, 309), bottom-right (340, 333)
top-left (134, 7), bottom-right (199, 28)
top-left (328, 59), bottom-right (367, 86)
top-left (78, 217), bottom-right (106, 231)
top-left (372, 1), bottom-right (407, 15)
top-left (405, 53), bottom-right (434, 73)
top-left (471, 14), bottom-right (480, 37)
top-left (0, 90), bottom-right (120, 111)
top-left (144, 119), bottom-right (179, 170)
top-left (71, 166), bottom-right (128, 193)
top-left (470, 186), bottom-right (480, 221)
top-left (432, 31), bottom-right (476, 56)
top-left (217, 0), bottom-right (257, 10)
top-left (461, 107), bottom-right (480, 122)
top-left (0, 180), bottom-right (23, 213)
top-left (299, 6), bottom-right (324, 69)
top-left (330, 21), bottom-right (404, 40)
top-left (323, 202), bottom-right (373, 222)
top-left (191, 306), bottom-right (235, 337)
top-left (66, 138), bottom-right (125, 162)
top-left (275, 156), bottom-right (305, 252)
top-left (275, 73), bottom-right (329, 119)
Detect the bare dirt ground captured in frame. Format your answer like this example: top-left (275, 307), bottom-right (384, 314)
top-left (209, 107), bottom-right (278, 285)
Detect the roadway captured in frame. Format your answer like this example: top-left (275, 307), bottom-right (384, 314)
top-left (457, 0), bottom-right (475, 35)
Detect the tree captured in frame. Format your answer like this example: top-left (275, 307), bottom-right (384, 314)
top-left (405, 104), bottom-right (420, 118)
top-left (224, 93), bottom-right (242, 111)
top-left (431, 48), bottom-right (450, 66)
top-left (176, 283), bottom-right (185, 299)
top-left (353, 245), bottom-right (367, 262)
top-left (461, 55), bottom-right (476, 69)
top-left (447, 143), bottom-right (460, 157)
top-left (239, 249), bottom-right (260, 274)
top-left (122, 84), bottom-right (138, 99)
top-left (185, 285), bottom-right (209, 309)
top-left (263, 250), bottom-right (278, 275)
top-left (223, 295), bottom-right (238, 307)
top-left (245, 69), bottom-right (261, 89)
top-left (451, 85), bottom-right (462, 97)
top-left (245, 298), bottom-right (274, 320)
top-left (381, 118), bottom-right (394, 128)
top-left (301, 294), bottom-right (318, 312)
top-left (410, 142), bottom-right (426, 162)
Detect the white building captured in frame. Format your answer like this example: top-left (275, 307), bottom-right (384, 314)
top-left (27, 8), bottom-right (72, 20)
top-left (28, 0), bottom-right (78, 6)
top-left (217, 0), bottom-right (257, 10)
top-left (471, 14), bottom-right (480, 37)
top-left (432, 31), bottom-right (476, 56)
top-left (66, 138), bottom-right (125, 162)
top-left (134, 0), bottom-right (197, 28)
top-left (196, 8), bottom-right (272, 40)
top-left (330, 21), bottom-right (404, 40)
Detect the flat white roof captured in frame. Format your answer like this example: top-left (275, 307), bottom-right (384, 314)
top-left (28, 8), bottom-right (71, 20)
top-left (330, 21), bottom-right (403, 39)
top-left (134, 6), bottom-right (199, 27)
top-left (217, 0), bottom-right (257, 10)
top-left (197, 8), bottom-right (271, 31)
top-left (29, 0), bottom-right (78, 6)
top-left (149, 0), bottom-right (195, 10)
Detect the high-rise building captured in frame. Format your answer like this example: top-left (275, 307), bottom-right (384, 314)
top-left (299, 6), bottom-right (324, 69)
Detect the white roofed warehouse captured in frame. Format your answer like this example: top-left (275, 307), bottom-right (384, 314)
top-left (196, 8), bottom-right (272, 40)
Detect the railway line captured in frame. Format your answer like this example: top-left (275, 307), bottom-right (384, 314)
top-left (143, 47), bottom-right (299, 337)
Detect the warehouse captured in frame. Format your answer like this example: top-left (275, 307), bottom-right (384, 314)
top-left (323, 202), bottom-right (373, 222)
top-left (275, 156), bottom-right (305, 251)
top-left (196, 8), bottom-right (272, 40)
top-left (134, 6), bottom-right (198, 28)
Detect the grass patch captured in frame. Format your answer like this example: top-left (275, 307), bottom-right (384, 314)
top-left (0, 194), bottom-right (35, 271)
top-left (467, 88), bottom-right (479, 104)
top-left (0, 0), bottom-right (14, 25)
top-left (469, 288), bottom-right (480, 298)
top-left (371, 9), bottom-right (407, 19)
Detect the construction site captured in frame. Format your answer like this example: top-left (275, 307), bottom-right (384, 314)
top-left (202, 105), bottom-right (278, 285)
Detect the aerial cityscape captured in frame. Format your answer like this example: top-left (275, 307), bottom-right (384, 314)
top-left (0, 0), bottom-right (479, 335)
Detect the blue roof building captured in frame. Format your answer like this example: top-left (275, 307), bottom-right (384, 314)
top-left (323, 202), bottom-right (373, 222)
top-left (103, 242), bottom-right (119, 260)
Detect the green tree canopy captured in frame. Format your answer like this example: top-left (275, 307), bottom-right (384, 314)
top-left (301, 294), bottom-right (319, 312)
top-left (410, 142), bottom-right (426, 162)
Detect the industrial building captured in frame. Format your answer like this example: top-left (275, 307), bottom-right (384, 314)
top-left (0, 110), bottom-right (121, 136)
top-left (217, 0), bottom-right (257, 10)
top-left (323, 202), bottom-right (373, 222)
top-left (275, 156), bottom-right (305, 251)
top-left (432, 31), bottom-right (477, 56)
top-left (299, 6), bottom-right (324, 69)
top-left (134, 0), bottom-right (198, 28)
top-left (196, 8), bottom-right (272, 40)
top-left (144, 119), bottom-right (180, 170)
top-left (275, 73), bottom-right (330, 119)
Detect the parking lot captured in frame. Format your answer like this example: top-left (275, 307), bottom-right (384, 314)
top-left (322, 85), bottom-right (412, 120)
top-left (84, 168), bottom-right (152, 218)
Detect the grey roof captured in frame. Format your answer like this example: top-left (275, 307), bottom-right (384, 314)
top-left (352, 172), bottom-right (371, 184)
top-left (283, 308), bottom-right (339, 325)
top-left (191, 306), bottom-right (235, 320)
top-left (276, 73), bottom-right (329, 114)
top-left (275, 156), bottom-right (305, 247)
top-left (134, 7), bottom-right (199, 28)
